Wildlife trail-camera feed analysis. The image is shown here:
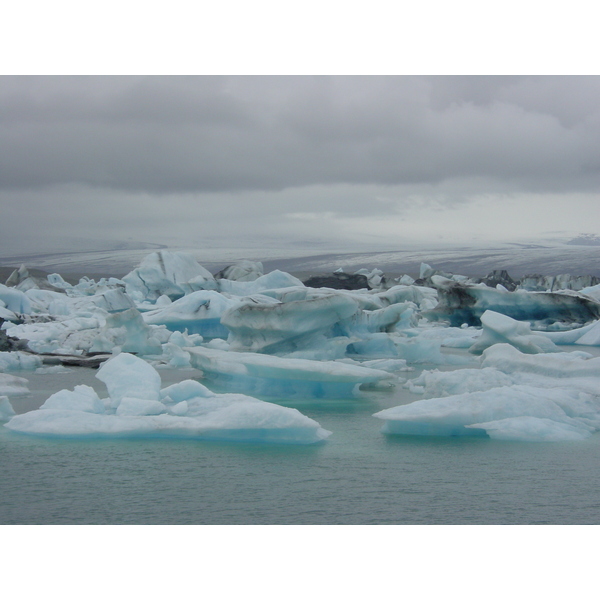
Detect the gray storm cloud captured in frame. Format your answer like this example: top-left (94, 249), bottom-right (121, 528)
top-left (2, 75), bottom-right (600, 195)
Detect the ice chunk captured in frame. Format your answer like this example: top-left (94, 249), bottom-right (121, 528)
top-left (469, 310), bottom-right (560, 354)
top-left (0, 351), bottom-right (43, 372)
top-left (215, 260), bottom-right (264, 282)
top-left (143, 290), bottom-right (235, 338)
top-left (6, 355), bottom-right (331, 444)
top-left (221, 294), bottom-right (359, 353)
top-left (541, 320), bottom-right (600, 346)
top-left (160, 379), bottom-right (215, 403)
top-left (89, 308), bottom-right (163, 355)
top-left (47, 273), bottom-right (72, 290)
top-left (96, 352), bottom-right (162, 405)
top-left (5, 401), bottom-right (331, 444)
top-left (481, 343), bottom-right (600, 379)
top-left (376, 285), bottom-right (438, 311)
top-left (374, 384), bottom-right (598, 441)
top-left (0, 284), bottom-right (31, 314)
top-left (406, 367), bottom-right (514, 397)
top-left (90, 288), bottom-right (135, 313)
top-left (160, 343), bottom-right (191, 368)
top-left (0, 373), bottom-right (30, 396)
top-left (0, 396), bottom-right (16, 422)
top-left (216, 270), bottom-right (304, 295)
top-left (376, 343), bottom-right (600, 442)
top-left (0, 305), bottom-right (18, 321)
top-left (338, 303), bottom-right (415, 336)
top-left (188, 346), bottom-right (396, 398)
top-left (579, 283), bottom-right (600, 303)
top-left (41, 385), bottom-right (105, 414)
top-left (426, 282), bottom-right (600, 327)
top-left (123, 251), bottom-right (217, 301)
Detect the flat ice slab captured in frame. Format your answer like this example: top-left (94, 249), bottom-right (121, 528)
top-left (188, 347), bottom-right (396, 399)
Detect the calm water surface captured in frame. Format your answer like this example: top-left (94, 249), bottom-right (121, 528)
top-left (1, 364), bottom-right (599, 525)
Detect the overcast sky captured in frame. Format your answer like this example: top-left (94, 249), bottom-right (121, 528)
top-left (1, 75), bottom-right (599, 257)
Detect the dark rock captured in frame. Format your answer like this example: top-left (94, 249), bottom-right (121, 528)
top-left (481, 270), bottom-right (517, 292)
top-left (38, 353), bottom-right (112, 368)
top-left (0, 318), bottom-right (28, 351)
top-left (302, 272), bottom-right (370, 290)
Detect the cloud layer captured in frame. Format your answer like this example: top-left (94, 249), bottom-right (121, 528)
top-left (1, 76), bottom-right (599, 256)
top-left (3, 76), bottom-right (600, 193)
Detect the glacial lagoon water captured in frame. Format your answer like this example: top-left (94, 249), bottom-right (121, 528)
top-left (2, 358), bottom-right (600, 525)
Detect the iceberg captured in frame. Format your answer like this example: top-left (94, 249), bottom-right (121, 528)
top-left (425, 279), bottom-right (600, 327)
top-left (4, 352), bottom-right (331, 444)
top-left (374, 384), bottom-right (598, 441)
top-left (468, 310), bottom-right (560, 354)
top-left (0, 396), bottom-right (16, 422)
top-left (221, 294), bottom-right (360, 353)
top-left (142, 290), bottom-right (235, 339)
top-left (188, 346), bottom-right (396, 399)
top-left (216, 270), bottom-right (304, 295)
top-left (0, 373), bottom-right (30, 396)
top-left (375, 344), bottom-right (600, 442)
top-left (122, 250), bottom-right (217, 302)
top-left (0, 284), bottom-right (31, 315)
top-left (542, 319), bottom-right (600, 346)
top-left (214, 260), bottom-right (264, 282)
top-left (0, 351), bottom-right (43, 372)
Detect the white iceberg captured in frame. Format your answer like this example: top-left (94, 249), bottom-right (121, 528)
top-left (0, 351), bottom-right (43, 372)
top-left (0, 373), bottom-right (30, 396)
top-left (122, 250), bottom-right (217, 302)
top-left (374, 384), bottom-right (598, 441)
top-left (375, 344), bottom-right (600, 442)
top-left (4, 353), bottom-right (331, 444)
top-left (0, 284), bottom-right (31, 314)
top-left (143, 290), bottom-right (235, 339)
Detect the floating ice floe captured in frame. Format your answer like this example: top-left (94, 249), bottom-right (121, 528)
top-left (375, 343), bottom-right (600, 442)
top-left (4, 353), bottom-right (331, 444)
top-left (188, 346), bottom-right (397, 399)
